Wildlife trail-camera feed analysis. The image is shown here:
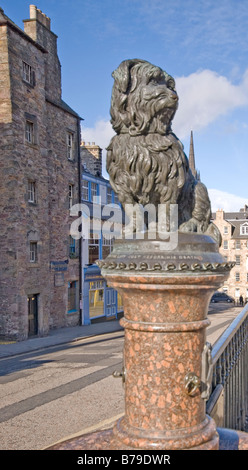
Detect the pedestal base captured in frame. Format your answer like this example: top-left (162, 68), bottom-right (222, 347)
top-left (109, 415), bottom-right (218, 450)
top-left (46, 425), bottom-right (248, 450)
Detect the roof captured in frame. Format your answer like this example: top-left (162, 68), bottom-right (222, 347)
top-left (60, 99), bottom-right (83, 120)
top-left (227, 220), bottom-right (248, 239)
top-left (46, 97), bottom-right (83, 120)
top-left (212, 207), bottom-right (248, 221)
top-left (212, 207), bottom-right (248, 239)
top-left (82, 168), bottom-right (109, 183)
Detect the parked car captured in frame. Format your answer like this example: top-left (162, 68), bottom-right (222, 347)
top-left (210, 292), bottom-right (234, 303)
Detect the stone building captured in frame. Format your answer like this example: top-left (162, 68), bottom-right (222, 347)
top-left (0, 6), bottom-right (82, 340)
top-left (213, 207), bottom-right (248, 302)
top-left (81, 141), bottom-right (102, 177)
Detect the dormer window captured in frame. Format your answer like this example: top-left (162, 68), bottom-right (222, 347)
top-left (240, 222), bottom-right (248, 235)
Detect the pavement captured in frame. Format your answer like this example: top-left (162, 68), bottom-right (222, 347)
top-left (0, 318), bottom-right (124, 359)
top-left (0, 303), bottom-right (244, 359)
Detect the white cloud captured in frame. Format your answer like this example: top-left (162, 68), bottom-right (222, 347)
top-left (209, 189), bottom-right (248, 213)
top-left (81, 119), bottom-right (114, 152)
top-left (82, 70), bottom-right (248, 150)
top-left (173, 69), bottom-right (248, 138)
top-left (80, 121), bottom-right (248, 214)
top-left (80, 69), bottom-right (248, 181)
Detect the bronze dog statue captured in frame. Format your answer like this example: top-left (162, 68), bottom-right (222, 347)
top-left (106, 59), bottom-right (220, 244)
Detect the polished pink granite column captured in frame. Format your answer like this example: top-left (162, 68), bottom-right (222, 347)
top-left (108, 273), bottom-right (221, 450)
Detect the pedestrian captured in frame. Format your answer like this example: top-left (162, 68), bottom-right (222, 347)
top-left (239, 295), bottom-right (244, 306)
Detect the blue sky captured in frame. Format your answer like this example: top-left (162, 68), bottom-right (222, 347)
top-left (2, 0), bottom-right (248, 211)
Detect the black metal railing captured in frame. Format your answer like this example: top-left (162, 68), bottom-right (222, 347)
top-left (206, 304), bottom-right (248, 431)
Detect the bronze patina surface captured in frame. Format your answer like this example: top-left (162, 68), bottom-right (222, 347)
top-left (106, 59), bottom-right (221, 244)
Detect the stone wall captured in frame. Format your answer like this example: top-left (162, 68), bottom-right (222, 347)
top-left (214, 209), bottom-right (248, 301)
top-left (46, 101), bottom-right (80, 329)
top-left (80, 142), bottom-right (102, 176)
top-left (0, 7), bottom-right (81, 340)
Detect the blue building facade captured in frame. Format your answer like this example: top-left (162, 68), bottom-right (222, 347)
top-left (80, 142), bottom-right (123, 324)
top-left (82, 265), bottom-right (123, 325)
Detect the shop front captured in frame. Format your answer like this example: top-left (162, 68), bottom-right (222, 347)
top-left (82, 265), bottom-right (123, 324)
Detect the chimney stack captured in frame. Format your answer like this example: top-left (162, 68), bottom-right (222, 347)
top-left (29, 5), bottom-right (51, 30)
top-left (23, 5), bottom-right (61, 102)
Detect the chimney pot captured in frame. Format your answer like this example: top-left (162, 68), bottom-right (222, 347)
top-left (29, 5), bottom-right (37, 19)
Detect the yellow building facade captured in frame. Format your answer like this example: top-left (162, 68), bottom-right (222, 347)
top-left (213, 207), bottom-right (248, 302)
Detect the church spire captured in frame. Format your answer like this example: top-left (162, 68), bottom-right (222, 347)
top-left (189, 131), bottom-right (200, 180)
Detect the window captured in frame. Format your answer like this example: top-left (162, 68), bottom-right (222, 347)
top-left (69, 184), bottom-right (73, 208)
top-left (91, 182), bottom-right (98, 201)
top-left (240, 224), bottom-right (248, 235)
top-left (82, 180), bottom-right (89, 200)
top-left (117, 293), bottom-right (123, 313)
top-left (89, 280), bottom-right (104, 318)
top-left (235, 272), bottom-right (240, 282)
top-left (102, 237), bottom-right (113, 259)
top-left (29, 242), bottom-right (38, 263)
top-left (224, 226), bottom-right (228, 234)
top-left (235, 255), bottom-right (241, 266)
top-left (69, 236), bottom-right (76, 255)
top-left (28, 181), bottom-right (36, 203)
top-left (89, 234), bottom-right (100, 264)
top-left (223, 240), bottom-right (228, 250)
top-left (107, 187), bottom-right (113, 204)
top-left (25, 120), bottom-right (34, 144)
top-left (68, 281), bottom-right (78, 312)
top-left (22, 61), bottom-right (34, 85)
top-left (69, 236), bottom-right (78, 258)
top-left (67, 132), bottom-right (74, 160)
top-left (236, 240), bottom-right (241, 249)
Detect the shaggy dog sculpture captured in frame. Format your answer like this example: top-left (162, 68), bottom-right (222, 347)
top-left (106, 59), bottom-right (220, 244)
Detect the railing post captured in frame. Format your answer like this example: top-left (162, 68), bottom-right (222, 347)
top-left (207, 304), bottom-right (248, 433)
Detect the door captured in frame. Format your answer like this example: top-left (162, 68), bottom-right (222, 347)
top-left (28, 294), bottom-right (39, 336)
top-left (105, 288), bottom-right (117, 317)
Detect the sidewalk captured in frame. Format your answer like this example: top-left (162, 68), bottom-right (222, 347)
top-left (0, 318), bottom-right (124, 359)
top-left (0, 304), bottom-right (242, 359)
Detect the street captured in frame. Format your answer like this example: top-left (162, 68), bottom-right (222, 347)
top-left (0, 331), bottom-right (125, 450)
top-left (0, 304), bottom-right (242, 450)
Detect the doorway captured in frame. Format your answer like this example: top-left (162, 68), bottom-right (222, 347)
top-left (28, 294), bottom-right (39, 336)
top-left (105, 287), bottom-right (117, 317)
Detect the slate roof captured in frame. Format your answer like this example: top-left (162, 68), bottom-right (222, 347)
top-left (212, 206), bottom-right (248, 239)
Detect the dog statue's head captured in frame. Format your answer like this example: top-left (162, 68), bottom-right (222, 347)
top-left (110, 59), bottom-right (178, 136)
